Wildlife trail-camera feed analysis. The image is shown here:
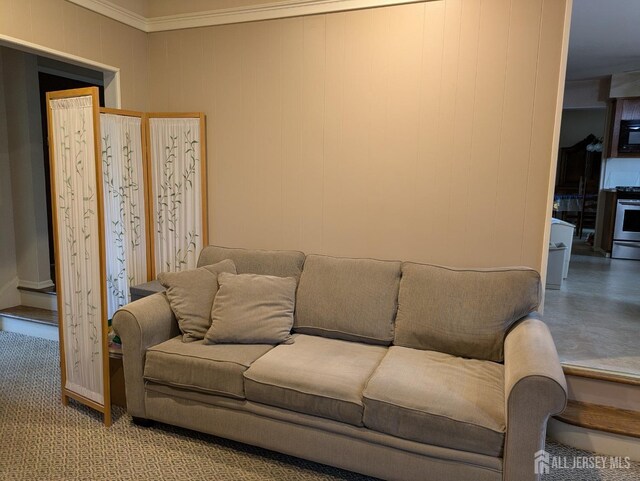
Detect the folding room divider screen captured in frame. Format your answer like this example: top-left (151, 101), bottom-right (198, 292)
top-left (48, 87), bottom-right (207, 425)
top-left (147, 113), bottom-right (207, 277)
top-left (100, 109), bottom-right (150, 320)
top-left (47, 87), bottom-right (112, 426)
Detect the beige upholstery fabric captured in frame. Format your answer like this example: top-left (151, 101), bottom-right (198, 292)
top-left (113, 247), bottom-right (564, 481)
top-left (112, 292), bottom-right (180, 418)
top-left (294, 255), bottom-right (401, 344)
top-left (394, 263), bottom-right (541, 361)
top-left (197, 245), bottom-right (306, 280)
top-left (145, 391), bottom-right (502, 481)
top-left (503, 316), bottom-right (567, 481)
top-left (205, 273), bottom-right (296, 345)
top-left (363, 346), bottom-right (505, 457)
top-left (243, 334), bottom-right (387, 425)
top-left (144, 336), bottom-right (273, 399)
top-left (158, 259), bottom-right (237, 342)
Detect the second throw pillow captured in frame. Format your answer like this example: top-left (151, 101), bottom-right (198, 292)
top-left (205, 272), bottom-right (297, 345)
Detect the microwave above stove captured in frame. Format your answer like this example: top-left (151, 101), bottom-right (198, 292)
top-left (618, 120), bottom-right (640, 153)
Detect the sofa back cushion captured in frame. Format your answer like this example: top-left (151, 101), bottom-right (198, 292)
top-left (198, 245), bottom-right (306, 280)
top-left (394, 263), bottom-right (541, 361)
top-left (294, 255), bottom-right (401, 345)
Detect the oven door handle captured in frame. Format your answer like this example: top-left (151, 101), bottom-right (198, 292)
top-left (618, 200), bottom-right (640, 206)
top-left (614, 241), bottom-right (640, 248)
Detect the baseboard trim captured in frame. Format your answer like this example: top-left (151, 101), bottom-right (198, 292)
top-left (548, 418), bottom-right (640, 462)
top-left (0, 276), bottom-right (20, 310)
top-left (18, 279), bottom-right (55, 290)
top-left (19, 290), bottom-right (57, 312)
top-left (0, 316), bottom-right (59, 342)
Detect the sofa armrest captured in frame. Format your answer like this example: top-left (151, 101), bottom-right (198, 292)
top-left (503, 315), bottom-right (567, 481)
top-left (113, 292), bottom-right (179, 418)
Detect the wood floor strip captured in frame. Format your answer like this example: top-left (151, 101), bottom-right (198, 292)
top-left (0, 306), bottom-right (58, 326)
top-left (555, 400), bottom-right (640, 439)
top-left (563, 365), bottom-right (640, 386)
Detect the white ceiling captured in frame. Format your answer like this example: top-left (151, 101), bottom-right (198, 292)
top-left (567, 0), bottom-right (640, 81)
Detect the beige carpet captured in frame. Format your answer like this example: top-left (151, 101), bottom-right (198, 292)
top-left (1, 331), bottom-right (639, 481)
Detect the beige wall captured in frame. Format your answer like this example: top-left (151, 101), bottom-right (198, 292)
top-left (0, 52), bottom-right (20, 309)
top-left (0, 0), bottom-right (148, 307)
top-left (2, 48), bottom-right (52, 288)
top-left (0, 0), bottom-right (149, 111)
top-left (148, 0), bottom-right (570, 271)
top-left (0, 0), bottom-right (571, 273)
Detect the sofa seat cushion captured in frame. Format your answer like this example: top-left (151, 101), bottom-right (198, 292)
top-left (144, 336), bottom-right (274, 399)
top-left (362, 346), bottom-right (506, 457)
top-left (243, 334), bottom-right (387, 426)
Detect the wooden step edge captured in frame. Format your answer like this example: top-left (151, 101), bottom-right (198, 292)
top-left (563, 364), bottom-right (640, 386)
top-left (0, 307), bottom-right (58, 327)
top-left (554, 400), bottom-right (640, 439)
top-left (17, 285), bottom-right (57, 296)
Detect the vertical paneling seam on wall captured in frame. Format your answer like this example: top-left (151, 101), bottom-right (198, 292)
top-left (300, 21), bottom-right (305, 247)
top-left (444, 0), bottom-right (464, 260)
top-left (363, 10), bottom-right (376, 246)
top-left (278, 24), bottom-right (284, 247)
top-left (26, 1), bottom-right (34, 43)
top-left (413, 2), bottom-right (428, 229)
top-left (519, 0), bottom-right (546, 264)
top-left (97, 7), bottom-right (104, 63)
top-left (430, 0), bottom-right (448, 262)
top-left (490, 0), bottom-right (515, 265)
top-left (458, 0), bottom-right (482, 264)
top-left (321, 15), bottom-right (327, 252)
top-left (210, 29), bottom-right (218, 242)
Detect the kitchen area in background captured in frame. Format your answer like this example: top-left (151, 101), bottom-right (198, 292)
top-left (544, 71), bottom-right (640, 379)
top-left (596, 94), bottom-right (640, 260)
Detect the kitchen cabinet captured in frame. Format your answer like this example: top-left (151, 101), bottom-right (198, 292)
top-left (608, 97), bottom-right (640, 158)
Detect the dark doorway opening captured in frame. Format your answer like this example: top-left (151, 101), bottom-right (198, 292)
top-left (38, 72), bottom-right (105, 286)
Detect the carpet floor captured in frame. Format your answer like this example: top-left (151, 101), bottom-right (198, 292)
top-left (1, 330), bottom-right (638, 481)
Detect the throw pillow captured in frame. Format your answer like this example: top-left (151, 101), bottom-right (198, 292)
top-left (158, 259), bottom-right (237, 342)
top-left (204, 272), bottom-right (297, 345)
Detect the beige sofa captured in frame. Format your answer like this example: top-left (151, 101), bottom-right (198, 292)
top-left (113, 246), bottom-right (567, 481)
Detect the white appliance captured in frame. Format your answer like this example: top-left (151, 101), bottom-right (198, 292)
top-left (612, 197), bottom-right (640, 260)
top-left (546, 243), bottom-right (567, 290)
top-left (550, 218), bottom-right (575, 278)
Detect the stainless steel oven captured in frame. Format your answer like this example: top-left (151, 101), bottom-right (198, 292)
top-left (612, 198), bottom-right (640, 260)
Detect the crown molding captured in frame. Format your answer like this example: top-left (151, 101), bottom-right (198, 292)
top-left (68, 0), bottom-right (424, 33)
top-left (68, 0), bottom-right (148, 31)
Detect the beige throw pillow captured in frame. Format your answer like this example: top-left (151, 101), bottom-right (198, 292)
top-left (204, 273), bottom-right (296, 345)
top-left (158, 259), bottom-right (237, 342)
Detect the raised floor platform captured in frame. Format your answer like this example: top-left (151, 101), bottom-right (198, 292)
top-left (555, 401), bottom-right (640, 439)
top-left (0, 305), bottom-right (58, 326)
